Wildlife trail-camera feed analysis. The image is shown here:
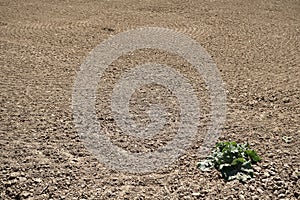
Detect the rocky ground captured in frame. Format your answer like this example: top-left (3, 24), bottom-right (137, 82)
top-left (0, 0), bottom-right (299, 199)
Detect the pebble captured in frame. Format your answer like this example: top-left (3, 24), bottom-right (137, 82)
top-left (261, 178), bottom-right (268, 183)
top-left (239, 194), bottom-right (246, 200)
top-left (20, 191), bottom-right (31, 198)
top-left (257, 188), bottom-right (263, 194)
top-left (268, 170), bottom-right (276, 176)
top-left (253, 166), bottom-right (261, 171)
top-left (262, 163), bottom-right (269, 168)
top-left (274, 176), bottom-right (281, 181)
top-left (263, 172), bottom-right (270, 177)
top-left (33, 178), bottom-right (42, 183)
top-left (291, 174), bottom-right (298, 180)
top-left (10, 172), bottom-right (20, 179)
top-left (282, 97), bottom-right (290, 103)
top-left (251, 195), bottom-right (259, 200)
top-left (19, 177), bottom-right (27, 182)
top-left (278, 193), bottom-right (285, 198)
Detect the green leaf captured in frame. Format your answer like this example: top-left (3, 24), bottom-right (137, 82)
top-left (245, 150), bottom-right (261, 162)
top-left (198, 141), bottom-right (261, 182)
top-left (241, 160), bottom-right (252, 169)
top-left (231, 157), bottom-right (246, 165)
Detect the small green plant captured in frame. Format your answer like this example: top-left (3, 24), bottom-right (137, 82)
top-left (198, 141), bottom-right (261, 182)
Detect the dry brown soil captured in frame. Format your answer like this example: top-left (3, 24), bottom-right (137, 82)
top-left (0, 0), bottom-right (299, 199)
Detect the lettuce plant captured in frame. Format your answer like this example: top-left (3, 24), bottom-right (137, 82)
top-left (198, 141), bottom-right (261, 182)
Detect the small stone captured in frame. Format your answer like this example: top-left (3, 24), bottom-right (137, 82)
top-left (282, 97), bottom-right (290, 103)
top-left (291, 171), bottom-right (299, 179)
top-left (192, 192), bottom-right (201, 196)
top-left (253, 166), bottom-right (261, 171)
top-left (263, 172), bottom-right (270, 178)
top-left (276, 180), bottom-right (284, 186)
top-left (20, 191), bottom-right (31, 198)
top-left (268, 170), bottom-right (276, 176)
top-left (251, 195), bottom-right (259, 200)
top-left (33, 178), bottom-right (42, 183)
top-left (262, 163), bottom-right (269, 168)
top-left (278, 193), bottom-right (285, 198)
top-left (4, 179), bottom-right (18, 187)
top-left (9, 172), bottom-right (20, 179)
top-left (282, 136), bottom-right (293, 143)
top-left (248, 100), bottom-right (258, 106)
top-left (257, 188), bottom-right (263, 194)
top-left (19, 177), bottom-right (27, 182)
top-left (239, 194), bottom-right (245, 200)
top-left (6, 187), bottom-right (13, 195)
top-left (261, 178), bottom-right (268, 183)
top-left (274, 176), bottom-right (281, 181)
top-left (249, 185), bottom-right (255, 191)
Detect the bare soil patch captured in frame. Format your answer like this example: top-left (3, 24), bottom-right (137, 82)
top-left (1, 0), bottom-right (299, 199)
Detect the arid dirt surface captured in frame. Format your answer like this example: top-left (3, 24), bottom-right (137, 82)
top-left (1, 0), bottom-right (299, 199)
